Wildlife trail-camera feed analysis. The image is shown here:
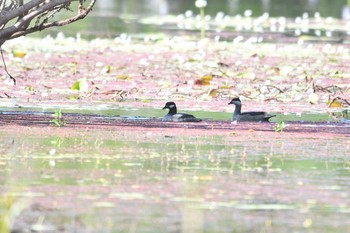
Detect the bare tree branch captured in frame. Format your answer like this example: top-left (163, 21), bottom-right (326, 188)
top-left (0, 46), bottom-right (16, 85)
top-left (0, 0), bottom-right (45, 26)
top-left (0, 0), bottom-right (96, 46)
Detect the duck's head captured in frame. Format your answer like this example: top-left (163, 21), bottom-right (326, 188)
top-left (228, 98), bottom-right (241, 105)
top-left (162, 102), bottom-right (177, 110)
top-left (162, 102), bottom-right (177, 115)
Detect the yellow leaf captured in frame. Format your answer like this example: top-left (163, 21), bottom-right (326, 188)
top-left (24, 85), bottom-right (34, 92)
top-left (327, 99), bottom-right (343, 108)
top-left (12, 50), bottom-right (26, 58)
top-left (201, 74), bottom-right (213, 81)
top-left (195, 74), bottom-right (213, 85)
top-left (116, 75), bottom-right (131, 80)
top-left (219, 85), bottom-right (232, 89)
top-left (208, 88), bottom-right (218, 97)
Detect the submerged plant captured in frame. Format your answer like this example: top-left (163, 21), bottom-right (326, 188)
top-left (341, 109), bottom-right (349, 119)
top-left (195, 0), bottom-right (207, 39)
top-left (50, 109), bottom-right (64, 127)
top-left (273, 121), bottom-right (285, 132)
top-left (0, 194), bottom-right (17, 233)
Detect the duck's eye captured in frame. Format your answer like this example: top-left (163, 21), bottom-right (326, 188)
top-left (169, 104), bottom-right (175, 108)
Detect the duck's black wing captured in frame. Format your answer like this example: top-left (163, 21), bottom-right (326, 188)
top-left (174, 113), bottom-right (202, 122)
top-left (239, 112), bottom-right (275, 122)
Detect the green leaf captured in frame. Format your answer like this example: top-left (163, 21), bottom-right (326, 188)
top-left (273, 121), bottom-right (285, 132)
top-left (50, 109), bottom-right (64, 127)
top-left (71, 81), bottom-right (80, 90)
top-left (70, 78), bottom-right (89, 91)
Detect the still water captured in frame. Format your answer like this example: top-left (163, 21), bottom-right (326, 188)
top-left (1, 124), bottom-right (350, 232)
top-left (39, 0), bottom-right (349, 38)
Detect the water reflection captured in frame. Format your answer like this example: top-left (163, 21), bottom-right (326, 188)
top-left (95, 0), bottom-right (169, 16)
top-left (1, 127), bottom-right (350, 232)
top-left (98, 0), bottom-right (345, 18)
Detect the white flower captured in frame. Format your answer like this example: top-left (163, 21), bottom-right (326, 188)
top-left (185, 10), bottom-right (193, 17)
top-left (195, 0), bottom-right (207, 8)
top-left (244, 9), bottom-right (253, 17)
top-left (49, 149), bottom-right (56, 155)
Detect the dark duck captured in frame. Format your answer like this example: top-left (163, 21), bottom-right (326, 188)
top-left (162, 102), bottom-right (201, 122)
top-left (228, 98), bottom-right (275, 123)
